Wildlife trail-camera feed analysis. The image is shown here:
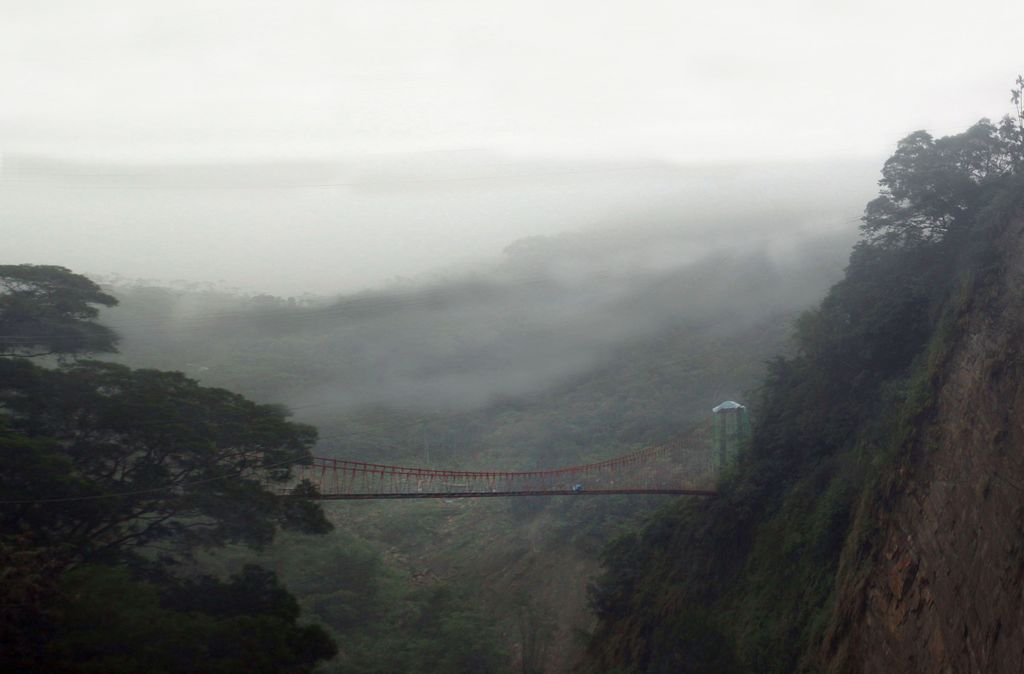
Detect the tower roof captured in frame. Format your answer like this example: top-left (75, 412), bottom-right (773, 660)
top-left (712, 400), bottom-right (745, 413)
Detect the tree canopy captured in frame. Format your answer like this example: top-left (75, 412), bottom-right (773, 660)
top-left (0, 359), bottom-right (330, 568)
top-left (0, 270), bottom-right (337, 671)
top-left (0, 264), bottom-right (119, 357)
top-left (861, 80), bottom-right (1024, 248)
top-left (31, 564), bottom-right (337, 674)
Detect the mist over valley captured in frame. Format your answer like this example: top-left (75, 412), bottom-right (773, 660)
top-left (4, 2), bottom-right (1023, 672)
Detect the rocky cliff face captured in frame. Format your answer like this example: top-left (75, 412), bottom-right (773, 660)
top-left (824, 217), bottom-right (1024, 673)
top-left (583, 134), bottom-right (1024, 670)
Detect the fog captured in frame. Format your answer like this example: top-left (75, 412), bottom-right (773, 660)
top-left (2, 0), bottom-right (1018, 440)
top-left (95, 168), bottom-right (868, 413)
top-left (4, 0), bottom-right (1019, 297)
top-left (3, 0), bottom-right (1021, 162)
top-left (6, 3), bottom-right (1024, 673)
top-left (3, 150), bottom-right (881, 413)
top-left (2, 153), bottom-right (876, 295)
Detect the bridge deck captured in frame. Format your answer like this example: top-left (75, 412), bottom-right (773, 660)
top-left (291, 445), bottom-right (716, 499)
top-left (309, 488), bottom-right (717, 500)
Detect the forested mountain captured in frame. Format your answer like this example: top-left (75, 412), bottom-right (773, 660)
top-left (7, 78), bottom-right (1018, 674)
top-left (584, 100), bottom-right (1024, 672)
top-left (6, 1), bottom-right (1021, 671)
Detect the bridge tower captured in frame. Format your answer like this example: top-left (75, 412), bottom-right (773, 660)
top-left (712, 400), bottom-right (750, 470)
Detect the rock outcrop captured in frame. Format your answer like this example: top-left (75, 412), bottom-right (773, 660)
top-left (825, 218), bottom-right (1024, 673)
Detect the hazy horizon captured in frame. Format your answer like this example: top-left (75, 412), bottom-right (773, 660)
top-left (2, 152), bottom-right (877, 295)
top-left (4, 1), bottom-right (1020, 294)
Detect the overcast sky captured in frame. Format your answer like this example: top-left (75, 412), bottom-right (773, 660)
top-left (1, 1), bottom-right (1021, 294)
top-left (2, 0), bottom-right (1021, 163)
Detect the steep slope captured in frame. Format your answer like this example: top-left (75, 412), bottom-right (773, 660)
top-left (822, 212), bottom-right (1024, 672)
top-left (584, 120), bottom-right (1024, 673)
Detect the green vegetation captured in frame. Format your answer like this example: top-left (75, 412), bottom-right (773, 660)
top-left (0, 266), bottom-right (521, 672)
top-left (0, 264), bottom-right (119, 358)
top-left (0, 359), bottom-right (330, 565)
top-left (584, 86), bottom-right (1024, 673)
top-left (77, 242), bottom-right (810, 671)
top-left (6, 81), bottom-right (983, 672)
top-left (0, 271), bottom-right (337, 673)
top-left (202, 532), bottom-right (507, 674)
top-left (79, 181), bottom-right (844, 670)
top-left (38, 564), bottom-right (336, 674)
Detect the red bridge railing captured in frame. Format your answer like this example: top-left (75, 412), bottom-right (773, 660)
top-left (285, 445), bottom-right (716, 499)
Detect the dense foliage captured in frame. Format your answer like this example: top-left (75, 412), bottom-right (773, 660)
top-left (0, 264), bottom-right (120, 357)
top-left (198, 530), bottom-right (508, 674)
top-left (36, 564), bottom-right (336, 674)
top-left (0, 360), bottom-right (330, 567)
top-left (585, 89), bottom-right (1024, 673)
top-left (0, 270), bottom-right (336, 673)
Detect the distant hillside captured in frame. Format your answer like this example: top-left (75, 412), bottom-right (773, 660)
top-left (102, 209), bottom-right (852, 419)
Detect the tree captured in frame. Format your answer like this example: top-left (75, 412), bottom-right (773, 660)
top-left (0, 359), bottom-right (337, 669)
top-left (859, 121), bottom-right (1014, 247)
top-left (0, 359), bottom-right (331, 568)
top-left (17, 564), bottom-right (337, 674)
top-left (0, 265), bottom-right (338, 672)
top-left (0, 265), bottom-right (119, 357)
top-left (861, 78), bottom-right (1024, 249)
top-left (1007, 75), bottom-right (1024, 170)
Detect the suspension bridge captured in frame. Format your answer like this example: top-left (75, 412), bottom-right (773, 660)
top-left (285, 444), bottom-right (718, 500)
